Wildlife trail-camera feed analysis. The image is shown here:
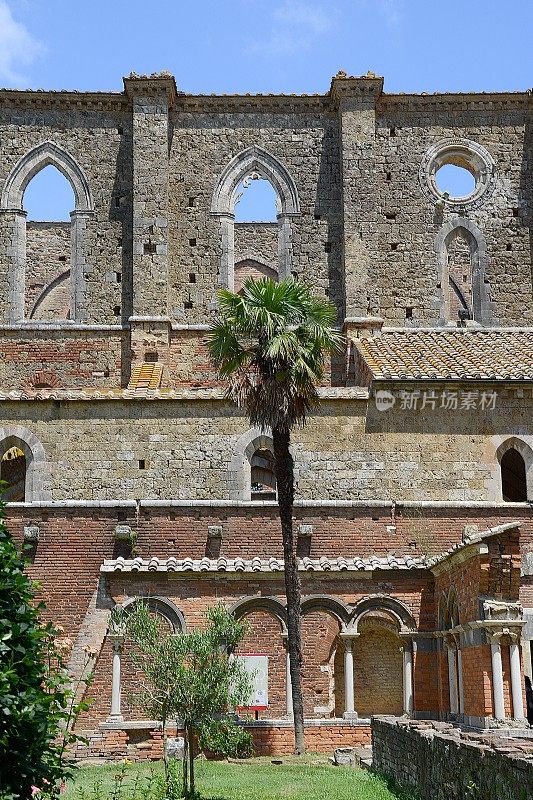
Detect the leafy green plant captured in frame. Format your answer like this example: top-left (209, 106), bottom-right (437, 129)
top-left (198, 718), bottom-right (253, 759)
top-left (115, 601), bottom-right (252, 798)
top-left (0, 495), bottom-right (92, 799)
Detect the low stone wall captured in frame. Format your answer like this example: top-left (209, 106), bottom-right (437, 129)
top-left (74, 720), bottom-right (371, 761)
top-left (372, 717), bottom-right (533, 800)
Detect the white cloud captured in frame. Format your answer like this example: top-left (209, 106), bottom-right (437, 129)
top-left (249, 1), bottom-right (334, 56)
top-left (0, 1), bottom-right (43, 86)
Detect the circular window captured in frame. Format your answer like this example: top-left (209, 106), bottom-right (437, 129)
top-left (435, 163), bottom-right (476, 198)
top-left (419, 139), bottom-right (495, 210)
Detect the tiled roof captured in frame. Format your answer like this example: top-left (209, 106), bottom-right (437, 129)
top-left (101, 554), bottom-right (428, 574)
top-left (355, 329), bottom-right (533, 381)
top-left (100, 523), bottom-right (520, 577)
top-left (0, 387), bottom-right (368, 402)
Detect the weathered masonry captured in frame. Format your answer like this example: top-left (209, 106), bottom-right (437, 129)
top-left (1, 71), bottom-right (532, 758)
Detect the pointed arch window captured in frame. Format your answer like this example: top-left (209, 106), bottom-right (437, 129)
top-left (0, 141), bottom-right (94, 323)
top-left (211, 147), bottom-right (300, 291)
top-left (501, 448), bottom-right (528, 502)
top-left (435, 218), bottom-right (492, 326)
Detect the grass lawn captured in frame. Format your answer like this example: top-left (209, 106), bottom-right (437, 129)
top-left (64, 757), bottom-right (417, 800)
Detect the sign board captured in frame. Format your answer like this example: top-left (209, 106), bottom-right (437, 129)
top-left (237, 654), bottom-right (268, 710)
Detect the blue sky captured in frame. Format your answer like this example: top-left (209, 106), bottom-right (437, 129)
top-left (2, 0), bottom-right (532, 219)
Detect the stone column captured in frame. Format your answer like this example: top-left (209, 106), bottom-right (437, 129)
top-left (286, 648), bottom-right (293, 718)
top-left (0, 209), bottom-right (27, 323)
top-left (490, 640), bottom-right (505, 720)
top-left (510, 642), bottom-right (525, 720)
top-left (457, 648), bottom-right (465, 716)
top-left (340, 633), bottom-right (358, 718)
top-left (402, 640), bottom-right (414, 715)
top-left (445, 641), bottom-right (459, 715)
top-left (330, 72), bottom-right (383, 321)
top-left (108, 634), bottom-right (124, 722)
top-left (70, 209), bottom-right (94, 322)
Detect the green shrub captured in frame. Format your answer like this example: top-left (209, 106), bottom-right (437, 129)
top-left (0, 498), bottom-right (91, 798)
top-left (198, 718), bottom-right (254, 759)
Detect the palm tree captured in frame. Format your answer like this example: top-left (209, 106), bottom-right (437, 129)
top-left (207, 277), bottom-right (343, 754)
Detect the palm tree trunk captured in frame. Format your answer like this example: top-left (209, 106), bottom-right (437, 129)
top-left (272, 424), bottom-right (306, 754)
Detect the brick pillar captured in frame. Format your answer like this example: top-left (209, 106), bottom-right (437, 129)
top-left (330, 72), bottom-right (384, 325)
top-left (123, 73), bottom-right (177, 372)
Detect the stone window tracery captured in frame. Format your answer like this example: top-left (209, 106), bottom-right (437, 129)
top-left (211, 146), bottom-right (300, 291)
top-left (435, 218), bottom-right (492, 325)
top-left (0, 141), bottom-right (94, 323)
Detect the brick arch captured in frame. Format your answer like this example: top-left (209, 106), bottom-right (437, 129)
top-left (349, 595), bottom-right (416, 634)
top-left (0, 426), bottom-right (51, 501)
top-left (120, 595), bottom-right (185, 633)
top-left (234, 259), bottom-right (278, 294)
top-left (301, 595), bottom-right (351, 629)
top-left (231, 596), bottom-right (287, 633)
top-left (1, 140), bottom-right (93, 212)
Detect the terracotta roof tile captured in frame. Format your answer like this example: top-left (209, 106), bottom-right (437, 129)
top-left (355, 330), bottom-right (533, 381)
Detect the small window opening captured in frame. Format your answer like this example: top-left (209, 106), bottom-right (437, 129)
top-left (405, 307), bottom-right (413, 319)
top-left (188, 197), bottom-right (195, 207)
top-left (113, 305), bottom-right (121, 316)
top-left (389, 127), bottom-right (396, 137)
top-left (117, 127), bottom-right (124, 135)
top-left (145, 352), bottom-right (158, 363)
top-left (391, 243), bottom-right (399, 251)
top-left (189, 238), bottom-right (197, 247)
top-left (512, 208), bottom-right (519, 218)
top-left (385, 213), bottom-right (396, 220)
top-left (251, 448), bottom-right (276, 500)
top-left (234, 175), bottom-right (278, 222)
top-left (184, 299), bottom-right (193, 309)
top-left (0, 446), bottom-right (26, 502)
top-left (144, 241), bottom-right (157, 255)
top-left (58, 255), bottom-right (67, 262)
top-left (189, 273), bottom-right (196, 283)
top-left (435, 164), bottom-right (476, 199)
top-left (501, 448), bottom-right (527, 502)
top-left (138, 459), bottom-right (146, 470)
top-left (506, 243), bottom-right (512, 251)
top-left (386, 172), bottom-right (392, 181)
top-left (116, 272), bottom-right (122, 283)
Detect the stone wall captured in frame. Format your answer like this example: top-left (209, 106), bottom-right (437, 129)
top-left (372, 717), bottom-right (533, 800)
top-left (25, 222), bottom-right (71, 319)
top-left (0, 390), bottom-right (530, 501)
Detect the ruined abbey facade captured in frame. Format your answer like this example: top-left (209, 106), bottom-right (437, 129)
top-left (1, 71), bottom-right (532, 756)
